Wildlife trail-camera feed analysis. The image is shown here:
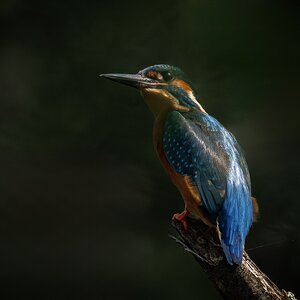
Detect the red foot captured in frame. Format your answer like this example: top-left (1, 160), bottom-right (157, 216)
top-left (172, 210), bottom-right (190, 231)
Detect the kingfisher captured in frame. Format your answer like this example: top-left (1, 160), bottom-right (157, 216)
top-left (101, 64), bottom-right (258, 265)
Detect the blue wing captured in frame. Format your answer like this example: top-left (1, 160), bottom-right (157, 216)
top-left (163, 110), bottom-right (253, 264)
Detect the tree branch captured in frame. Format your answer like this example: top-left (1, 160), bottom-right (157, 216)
top-left (171, 217), bottom-right (297, 300)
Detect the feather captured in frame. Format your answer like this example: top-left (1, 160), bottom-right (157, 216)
top-left (163, 110), bottom-right (253, 264)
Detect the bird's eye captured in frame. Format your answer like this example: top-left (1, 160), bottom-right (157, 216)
top-left (160, 71), bottom-right (173, 82)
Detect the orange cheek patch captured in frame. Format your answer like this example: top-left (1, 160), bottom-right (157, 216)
top-left (172, 79), bottom-right (193, 93)
top-left (147, 71), bottom-right (158, 79)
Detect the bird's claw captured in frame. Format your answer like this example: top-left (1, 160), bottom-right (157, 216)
top-left (172, 210), bottom-right (190, 231)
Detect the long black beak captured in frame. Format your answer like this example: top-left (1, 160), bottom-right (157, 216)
top-left (100, 73), bottom-right (164, 89)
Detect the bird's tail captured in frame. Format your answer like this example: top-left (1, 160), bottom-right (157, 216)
top-left (218, 182), bottom-right (253, 265)
top-left (220, 238), bottom-right (244, 265)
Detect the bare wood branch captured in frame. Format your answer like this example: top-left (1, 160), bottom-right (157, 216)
top-left (171, 217), bottom-right (297, 300)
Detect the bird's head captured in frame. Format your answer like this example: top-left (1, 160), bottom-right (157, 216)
top-left (101, 64), bottom-right (204, 116)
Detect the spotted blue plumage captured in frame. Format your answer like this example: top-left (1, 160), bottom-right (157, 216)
top-left (163, 110), bottom-right (253, 265)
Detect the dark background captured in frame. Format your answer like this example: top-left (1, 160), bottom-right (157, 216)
top-left (0, 1), bottom-right (299, 299)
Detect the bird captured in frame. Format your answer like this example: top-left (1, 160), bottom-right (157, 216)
top-left (101, 64), bottom-right (258, 265)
